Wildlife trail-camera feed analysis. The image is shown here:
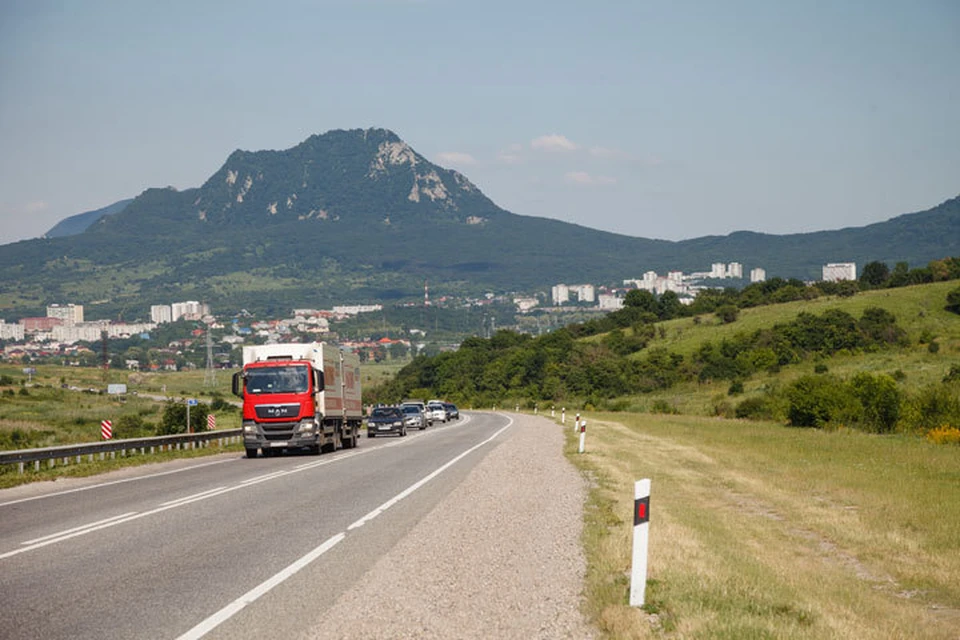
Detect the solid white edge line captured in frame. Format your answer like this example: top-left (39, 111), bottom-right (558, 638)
top-left (175, 533), bottom-right (345, 640)
top-left (348, 417), bottom-right (513, 530)
top-left (0, 458), bottom-right (233, 508)
top-left (161, 487), bottom-right (228, 507)
top-left (21, 511), bottom-right (139, 545)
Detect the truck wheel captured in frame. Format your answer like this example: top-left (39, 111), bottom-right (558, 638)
top-left (245, 448), bottom-right (258, 458)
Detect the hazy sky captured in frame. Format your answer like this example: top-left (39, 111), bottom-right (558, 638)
top-left (1, 0), bottom-right (957, 246)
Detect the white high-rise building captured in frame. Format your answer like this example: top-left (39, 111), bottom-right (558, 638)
top-left (151, 305), bottom-right (173, 324)
top-left (727, 262), bottom-right (743, 279)
top-left (750, 268), bottom-right (766, 283)
top-left (711, 263), bottom-right (726, 278)
top-left (0, 320), bottom-right (25, 341)
top-left (552, 284), bottom-right (570, 305)
top-left (46, 304), bottom-right (84, 325)
top-left (822, 263), bottom-right (857, 282)
top-left (171, 301), bottom-right (209, 321)
top-left (573, 284), bottom-right (595, 303)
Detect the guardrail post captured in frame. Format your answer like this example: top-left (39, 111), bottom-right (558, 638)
top-left (18, 462), bottom-right (24, 474)
top-left (34, 461), bottom-right (40, 472)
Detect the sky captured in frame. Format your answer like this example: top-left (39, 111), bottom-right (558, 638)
top-left (1, 0), bottom-right (958, 247)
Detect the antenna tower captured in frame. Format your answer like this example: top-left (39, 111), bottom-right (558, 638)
top-left (424, 280), bottom-right (430, 307)
top-left (204, 324), bottom-right (216, 386)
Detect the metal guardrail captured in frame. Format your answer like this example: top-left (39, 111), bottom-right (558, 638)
top-left (0, 429), bottom-right (244, 474)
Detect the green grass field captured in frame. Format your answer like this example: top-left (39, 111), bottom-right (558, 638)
top-left (558, 411), bottom-right (960, 639)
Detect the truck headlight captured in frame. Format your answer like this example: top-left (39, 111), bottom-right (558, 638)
top-left (297, 420), bottom-right (317, 434)
top-left (243, 422), bottom-right (257, 434)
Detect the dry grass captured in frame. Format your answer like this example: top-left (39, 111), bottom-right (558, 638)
top-left (562, 412), bottom-right (960, 639)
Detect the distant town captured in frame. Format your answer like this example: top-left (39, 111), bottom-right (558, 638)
top-left (0, 261), bottom-right (858, 367)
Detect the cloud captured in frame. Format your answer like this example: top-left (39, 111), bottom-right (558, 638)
top-left (565, 171), bottom-right (616, 186)
top-left (436, 151), bottom-right (476, 165)
top-left (531, 134), bottom-right (579, 153)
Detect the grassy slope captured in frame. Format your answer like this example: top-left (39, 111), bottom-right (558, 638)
top-left (559, 412), bottom-right (960, 639)
top-left (617, 281), bottom-right (960, 415)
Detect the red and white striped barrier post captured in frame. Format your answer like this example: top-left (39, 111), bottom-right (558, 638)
top-left (630, 479), bottom-right (651, 607)
top-left (207, 414), bottom-right (216, 430)
top-left (101, 419), bottom-right (113, 440)
top-left (578, 420), bottom-right (586, 454)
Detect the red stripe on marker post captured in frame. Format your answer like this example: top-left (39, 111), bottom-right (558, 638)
top-left (630, 478), bottom-right (651, 607)
top-left (101, 420), bottom-right (113, 440)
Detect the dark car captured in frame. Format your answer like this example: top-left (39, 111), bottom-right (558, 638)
top-left (443, 402), bottom-right (459, 420)
top-left (367, 406), bottom-right (407, 438)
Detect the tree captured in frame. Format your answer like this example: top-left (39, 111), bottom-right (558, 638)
top-left (860, 261), bottom-right (890, 288)
top-left (624, 289), bottom-right (658, 314)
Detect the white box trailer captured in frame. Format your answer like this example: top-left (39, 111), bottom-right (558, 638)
top-left (233, 342), bottom-right (362, 457)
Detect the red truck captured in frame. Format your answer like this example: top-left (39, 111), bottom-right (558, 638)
top-left (231, 342), bottom-right (362, 458)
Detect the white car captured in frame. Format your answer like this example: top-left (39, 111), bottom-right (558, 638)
top-left (426, 402), bottom-right (448, 423)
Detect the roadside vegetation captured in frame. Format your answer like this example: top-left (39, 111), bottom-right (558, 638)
top-left (560, 411), bottom-right (960, 638)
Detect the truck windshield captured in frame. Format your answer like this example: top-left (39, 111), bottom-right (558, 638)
top-left (245, 365), bottom-right (310, 394)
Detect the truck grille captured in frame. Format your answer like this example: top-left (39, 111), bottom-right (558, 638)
top-left (261, 421), bottom-right (297, 440)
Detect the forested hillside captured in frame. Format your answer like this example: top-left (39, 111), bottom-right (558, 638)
top-left (372, 259), bottom-right (960, 439)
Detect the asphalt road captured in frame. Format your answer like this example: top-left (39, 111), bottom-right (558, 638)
top-left (0, 411), bottom-right (512, 640)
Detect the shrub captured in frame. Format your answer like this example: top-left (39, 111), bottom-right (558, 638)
top-left (814, 363), bottom-right (829, 374)
top-left (926, 426), bottom-right (960, 445)
top-left (716, 305), bottom-right (739, 324)
top-left (736, 396), bottom-right (776, 421)
top-left (901, 383), bottom-right (960, 433)
top-left (650, 399), bottom-right (679, 415)
top-left (946, 286), bottom-right (960, 314)
top-left (928, 341), bottom-right (940, 354)
top-left (850, 372), bottom-right (901, 433)
top-left (114, 414), bottom-right (153, 439)
top-left (944, 366), bottom-right (960, 383)
top-left (0, 374), bottom-right (14, 386)
top-left (728, 380), bottom-right (745, 395)
top-left (786, 375), bottom-right (860, 428)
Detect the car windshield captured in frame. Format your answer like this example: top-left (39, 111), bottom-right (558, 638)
top-left (401, 406), bottom-right (420, 415)
top-left (372, 408), bottom-right (401, 418)
top-left (245, 365), bottom-right (310, 394)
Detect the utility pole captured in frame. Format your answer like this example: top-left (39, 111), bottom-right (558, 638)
top-left (204, 324), bottom-right (216, 386)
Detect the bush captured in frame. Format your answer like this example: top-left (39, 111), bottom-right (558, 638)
top-left (736, 396), bottom-right (776, 421)
top-left (928, 341), bottom-right (940, 354)
top-left (786, 375), bottom-right (860, 428)
top-left (946, 286), bottom-right (960, 314)
top-left (650, 399), bottom-right (679, 415)
top-left (814, 363), bottom-right (829, 374)
top-left (728, 380), bottom-right (745, 395)
top-left (114, 414), bottom-right (153, 439)
top-left (850, 372), bottom-right (901, 433)
top-left (716, 305), bottom-right (739, 324)
top-left (901, 383), bottom-right (960, 433)
top-left (926, 426), bottom-right (960, 445)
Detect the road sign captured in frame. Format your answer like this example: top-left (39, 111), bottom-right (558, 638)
top-left (101, 420), bottom-right (113, 440)
top-left (187, 399), bottom-right (198, 406)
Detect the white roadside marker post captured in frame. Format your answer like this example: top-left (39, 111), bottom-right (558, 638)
top-left (574, 412), bottom-right (580, 432)
top-left (561, 407), bottom-right (565, 424)
top-left (578, 420), bottom-right (586, 454)
top-left (630, 478), bottom-right (651, 607)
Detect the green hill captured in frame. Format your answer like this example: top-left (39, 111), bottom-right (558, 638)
top-left (376, 280), bottom-right (960, 434)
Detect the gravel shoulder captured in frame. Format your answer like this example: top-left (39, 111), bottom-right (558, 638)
top-left (303, 413), bottom-right (596, 639)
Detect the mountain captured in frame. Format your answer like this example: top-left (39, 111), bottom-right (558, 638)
top-left (1, 127), bottom-right (957, 320)
top-left (44, 198), bottom-right (134, 238)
